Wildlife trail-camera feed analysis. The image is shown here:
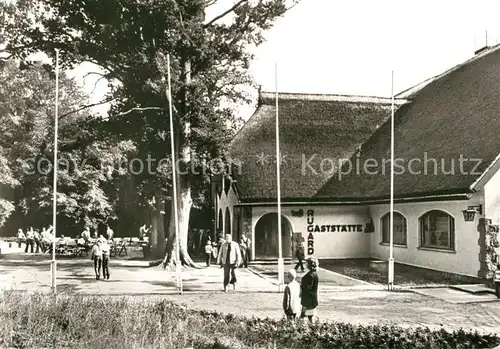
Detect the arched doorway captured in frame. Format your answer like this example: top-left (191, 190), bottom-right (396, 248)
top-left (224, 207), bottom-right (231, 236)
top-left (254, 213), bottom-right (293, 258)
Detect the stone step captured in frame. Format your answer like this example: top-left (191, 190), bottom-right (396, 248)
top-left (449, 284), bottom-right (496, 295)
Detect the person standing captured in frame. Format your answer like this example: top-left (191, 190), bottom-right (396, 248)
top-left (283, 269), bottom-right (301, 320)
top-left (300, 257), bottom-right (319, 323)
top-left (25, 227), bottom-right (35, 253)
top-left (239, 238), bottom-right (248, 268)
top-left (204, 239), bottom-right (213, 267)
top-left (191, 228), bottom-right (198, 253)
top-left (217, 234), bottom-right (242, 292)
top-left (294, 241), bottom-right (305, 272)
top-left (106, 225), bottom-right (114, 241)
top-left (43, 226), bottom-right (54, 253)
top-left (100, 237), bottom-right (111, 280)
top-left (139, 224), bottom-right (150, 241)
top-left (211, 241), bottom-right (218, 261)
top-left (242, 234), bottom-right (252, 263)
top-left (33, 229), bottom-right (41, 253)
top-left (40, 227), bottom-right (47, 252)
top-left (16, 229), bottom-right (25, 248)
top-left (90, 240), bottom-right (103, 280)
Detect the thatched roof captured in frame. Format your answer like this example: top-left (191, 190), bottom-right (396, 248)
top-left (229, 92), bottom-right (407, 201)
top-left (316, 44), bottom-right (500, 201)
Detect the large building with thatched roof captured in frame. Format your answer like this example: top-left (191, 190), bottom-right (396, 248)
top-left (212, 44), bottom-right (500, 279)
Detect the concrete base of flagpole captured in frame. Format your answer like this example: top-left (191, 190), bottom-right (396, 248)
top-left (387, 257), bottom-right (394, 291)
top-left (277, 257), bottom-right (285, 292)
top-left (50, 259), bottom-right (57, 294)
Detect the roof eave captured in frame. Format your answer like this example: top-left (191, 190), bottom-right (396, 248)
top-left (469, 152), bottom-right (500, 192)
top-left (396, 43), bottom-right (500, 99)
top-left (259, 91), bottom-right (410, 105)
top-left (237, 189), bottom-right (473, 206)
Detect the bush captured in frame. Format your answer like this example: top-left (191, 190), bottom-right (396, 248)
top-left (0, 292), bottom-right (498, 349)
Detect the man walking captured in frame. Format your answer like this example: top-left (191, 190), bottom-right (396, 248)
top-left (217, 233), bottom-right (242, 292)
top-left (100, 237), bottom-right (111, 280)
top-left (294, 241), bottom-right (305, 272)
top-left (90, 240), bottom-right (103, 280)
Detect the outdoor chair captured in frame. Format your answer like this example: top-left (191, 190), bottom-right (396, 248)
top-left (110, 239), bottom-right (127, 257)
top-left (55, 243), bottom-right (67, 256)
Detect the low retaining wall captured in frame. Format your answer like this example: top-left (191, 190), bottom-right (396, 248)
top-left (318, 267), bottom-right (372, 286)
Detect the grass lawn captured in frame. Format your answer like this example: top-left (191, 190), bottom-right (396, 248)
top-left (320, 258), bottom-right (485, 286)
top-left (1, 292), bottom-right (498, 348)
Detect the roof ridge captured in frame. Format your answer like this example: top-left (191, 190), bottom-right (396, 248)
top-left (259, 91), bottom-right (409, 105)
top-left (396, 43), bottom-right (500, 98)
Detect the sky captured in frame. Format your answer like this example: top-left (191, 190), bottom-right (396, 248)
top-left (68, 0), bottom-right (500, 120)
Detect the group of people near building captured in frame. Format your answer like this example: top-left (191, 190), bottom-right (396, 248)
top-left (189, 228), bottom-right (211, 255)
top-left (81, 225), bottom-right (114, 244)
top-left (212, 233), bottom-right (318, 321)
top-left (15, 221), bottom-right (318, 318)
top-left (16, 226), bottom-right (54, 253)
top-left (282, 258), bottom-right (319, 322)
top-left (214, 233), bottom-right (249, 292)
top-left (78, 226), bottom-right (114, 280)
top-left (204, 233), bottom-right (251, 268)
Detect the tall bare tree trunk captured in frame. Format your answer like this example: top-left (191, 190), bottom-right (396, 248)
top-left (150, 189), bottom-right (165, 259)
top-left (163, 177), bottom-right (197, 266)
top-left (162, 59), bottom-right (199, 268)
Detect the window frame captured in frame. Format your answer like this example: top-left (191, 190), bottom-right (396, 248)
top-left (418, 210), bottom-right (455, 251)
top-left (380, 211), bottom-right (408, 246)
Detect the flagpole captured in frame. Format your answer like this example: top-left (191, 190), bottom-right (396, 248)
top-left (51, 48), bottom-right (60, 294)
top-left (388, 70), bottom-right (395, 291)
top-left (275, 63), bottom-right (284, 292)
top-left (167, 54), bottom-right (182, 294)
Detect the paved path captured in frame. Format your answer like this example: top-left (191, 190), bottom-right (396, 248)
top-left (157, 290), bottom-right (500, 335)
top-left (0, 254), bottom-right (277, 294)
top-left (2, 253), bottom-right (500, 335)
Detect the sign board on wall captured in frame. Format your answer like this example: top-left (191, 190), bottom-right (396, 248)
top-left (306, 209), bottom-right (364, 255)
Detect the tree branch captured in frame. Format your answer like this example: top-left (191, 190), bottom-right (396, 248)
top-left (114, 106), bottom-right (164, 117)
top-left (172, 0), bottom-right (195, 46)
top-left (82, 71), bottom-right (106, 80)
top-left (204, 0), bottom-right (248, 26)
top-left (58, 97), bottom-right (116, 120)
top-left (91, 75), bottom-right (107, 95)
top-left (205, 0), bottom-right (218, 7)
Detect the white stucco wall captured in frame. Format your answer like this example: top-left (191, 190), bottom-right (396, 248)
top-left (485, 164), bottom-right (500, 225)
top-left (369, 195), bottom-right (484, 277)
top-left (251, 205), bottom-right (371, 259)
top-left (217, 177), bottom-right (495, 277)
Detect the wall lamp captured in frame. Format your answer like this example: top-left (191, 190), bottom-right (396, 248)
top-left (462, 205), bottom-right (482, 222)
